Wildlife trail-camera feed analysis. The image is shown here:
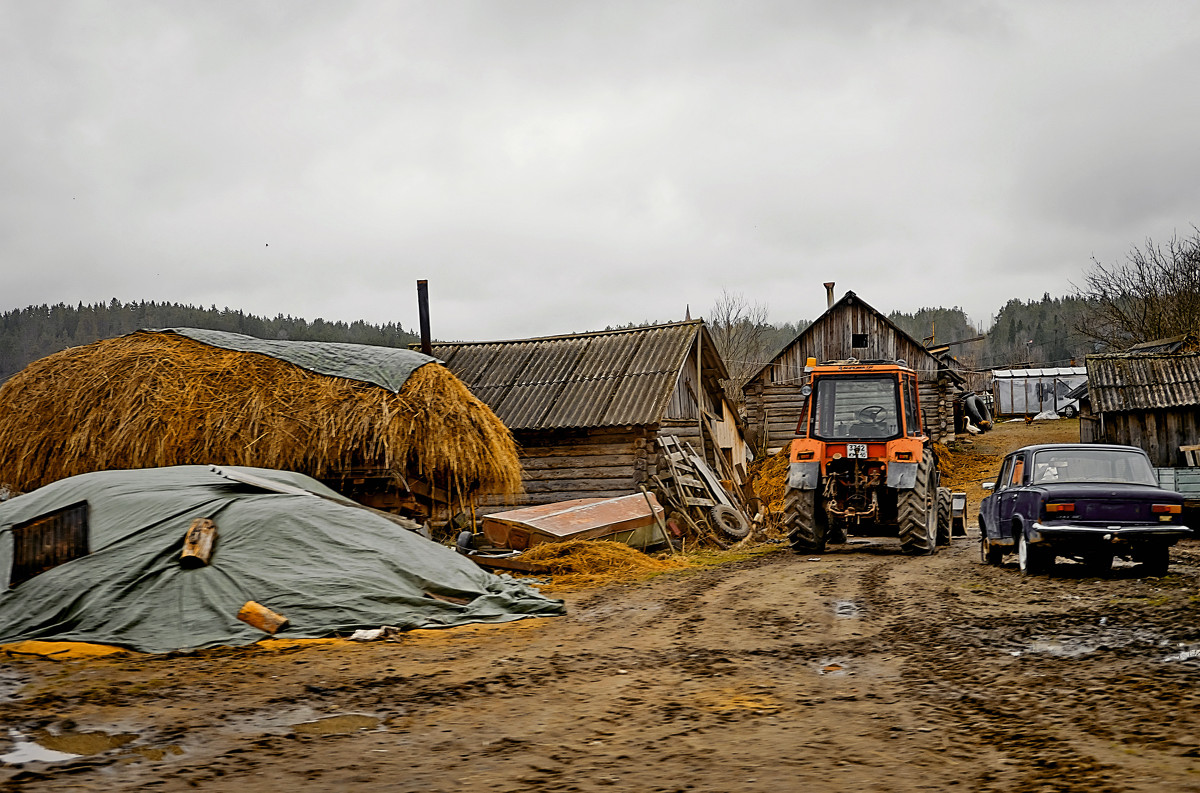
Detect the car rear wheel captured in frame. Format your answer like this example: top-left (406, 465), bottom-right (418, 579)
top-left (1138, 544), bottom-right (1170, 576)
top-left (980, 533), bottom-right (1003, 566)
top-left (1080, 551), bottom-right (1113, 575)
top-left (1017, 531), bottom-right (1051, 576)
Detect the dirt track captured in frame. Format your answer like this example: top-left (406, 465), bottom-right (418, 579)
top-left (2, 421), bottom-right (1200, 791)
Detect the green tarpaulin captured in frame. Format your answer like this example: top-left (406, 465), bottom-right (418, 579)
top-left (0, 466), bottom-right (563, 653)
top-left (151, 327), bottom-right (440, 392)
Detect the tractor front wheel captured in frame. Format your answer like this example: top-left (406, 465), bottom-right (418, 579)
top-left (784, 486), bottom-right (827, 554)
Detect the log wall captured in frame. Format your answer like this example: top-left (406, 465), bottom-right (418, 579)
top-left (476, 426), bottom-right (655, 513)
top-left (743, 297), bottom-right (959, 454)
top-left (1087, 408), bottom-right (1200, 467)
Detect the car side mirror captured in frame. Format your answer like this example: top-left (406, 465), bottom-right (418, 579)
top-left (981, 482), bottom-right (994, 491)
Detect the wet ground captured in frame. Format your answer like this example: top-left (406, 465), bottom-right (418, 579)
top-left (1, 421), bottom-right (1198, 791)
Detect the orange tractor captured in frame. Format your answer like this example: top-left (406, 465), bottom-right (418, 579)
top-left (783, 357), bottom-right (951, 555)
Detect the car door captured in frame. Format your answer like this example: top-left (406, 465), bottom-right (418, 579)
top-left (996, 452), bottom-right (1027, 540)
top-left (981, 455), bottom-right (1013, 540)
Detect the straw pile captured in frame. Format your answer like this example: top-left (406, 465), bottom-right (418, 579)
top-left (521, 540), bottom-right (689, 589)
top-left (0, 332), bottom-right (523, 497)
top-left (748, 447), bottom-right (791, 514)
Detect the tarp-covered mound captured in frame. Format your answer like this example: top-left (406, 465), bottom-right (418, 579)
top-left (0, 329), bottom-right (522, 497)
top-left (0, 466), bottom-right (563, 653)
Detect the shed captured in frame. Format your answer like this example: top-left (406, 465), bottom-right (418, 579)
top-left (742, 291), bottom-right (965, 453)
top-left (990, 366), bottom-right (1087, 416)
top-left (1078, 351), bottom-right (1200, 467)
top-left (428, 320), bottom-right (751, 511)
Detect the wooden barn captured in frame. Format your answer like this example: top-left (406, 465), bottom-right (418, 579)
top-left (1078, 351), bottom-right (1200, 467)
top-left (427, 320), bottom-right (751, 511)
top-left (743, 290), bottom-right (964, 454)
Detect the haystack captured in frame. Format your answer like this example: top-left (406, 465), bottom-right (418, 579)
top-left (0, 329), bottom-right (523, 502)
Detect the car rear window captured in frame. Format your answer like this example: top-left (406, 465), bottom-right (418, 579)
top-left (1031, 449), bottom-right (1157, 485)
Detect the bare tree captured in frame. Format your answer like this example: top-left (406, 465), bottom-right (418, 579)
top-left (1076, 229), bottom-right (1200, 350)
top-left (706, 290), bottom-right (772, 406)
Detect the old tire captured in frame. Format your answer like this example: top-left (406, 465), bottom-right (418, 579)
top-left (1061, 404), bottom-right (1078, 418)
top-left (710, 505), bottom-right (751, 540)
top-left (935, 487), bottom-right (952, 546)
top-left (456, 530), bottom-right (475, 552)
top-left (784, 487), bottom-right (826, 554)
top-left (897, 450), bottom-right (936, 555)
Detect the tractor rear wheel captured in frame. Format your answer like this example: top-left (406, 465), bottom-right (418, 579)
top-left (898, 450), bottom-right (936, 555)
top-left (935, 487), bottom-right (952, 546)
top-left (784, 487), bottom-right (826, 554)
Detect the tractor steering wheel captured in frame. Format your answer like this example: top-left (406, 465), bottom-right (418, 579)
top-left (857, 405), bottom-right (887, 424)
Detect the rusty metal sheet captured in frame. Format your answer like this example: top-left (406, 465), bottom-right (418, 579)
top-left (482, 493), bottom-right (665, 549)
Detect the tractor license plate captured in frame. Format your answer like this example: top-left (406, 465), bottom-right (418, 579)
top-left (847, 444), bottom-right (868, 458)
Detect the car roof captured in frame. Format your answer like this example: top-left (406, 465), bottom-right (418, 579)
top-left (1006, 443), bottom-right (1149, 456)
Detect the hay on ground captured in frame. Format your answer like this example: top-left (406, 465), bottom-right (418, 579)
top-left (0, 332), bottom-right (522, 498)
top-left (520, 540), bottom-right (689, 589)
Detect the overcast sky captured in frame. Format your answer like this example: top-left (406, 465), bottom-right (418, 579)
top-left (3, 1), bottom-right (1199, 341)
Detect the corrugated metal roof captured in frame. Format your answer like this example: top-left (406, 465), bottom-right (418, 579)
top-left (431, 322), bottom-right (708, 430)
top-left (991, 367), bottom-right (1087, 379)
top-left (1086, 352), bottom-right (1200, 413)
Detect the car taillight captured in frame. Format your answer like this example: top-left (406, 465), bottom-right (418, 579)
top-left (797, 450), bottom-right (815, 460)
top-left (895, 452), bottom-right (912, 460)
top-left (1151, 504), bottom-right (1183, 514)
top-left (1045, 503), bottom-right (1075, 514)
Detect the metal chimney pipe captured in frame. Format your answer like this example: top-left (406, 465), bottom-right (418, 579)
top-left (417, 279), bottom-right (432, 357)
top-left (823, 282), bottom-right (835, 309)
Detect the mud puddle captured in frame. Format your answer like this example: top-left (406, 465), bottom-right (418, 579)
top-left (1008, 626), bottom-right (1176, 658)
top-left (0, 727), bottom-right (137, 765)
top-left (832, 600), bottom-right (861, 618)
top-left (291, 714), bottom-right (381, 735)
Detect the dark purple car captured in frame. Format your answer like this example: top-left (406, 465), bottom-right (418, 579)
top-left (978, 444), bottom-right (1191, 576)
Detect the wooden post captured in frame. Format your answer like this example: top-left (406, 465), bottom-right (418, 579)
top-left (237, 601), bottom-right (289, 634)
top-left (180, 518), bottom-right (218, 568)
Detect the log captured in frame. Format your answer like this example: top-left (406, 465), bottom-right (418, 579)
top-left (523, 466), bottom-right (638, 481)
top-left (237, 601), bottom-right (289, 634)
top-left (519, 454), bottom-right (636, 471)
top-left (180, 518), bottom-right (218, 568)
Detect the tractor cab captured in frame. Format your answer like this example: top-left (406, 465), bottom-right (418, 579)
top-left (795, 359), bottom-right (924, 446)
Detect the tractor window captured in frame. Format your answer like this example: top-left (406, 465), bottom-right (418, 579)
top-left (811, 376), bottom-right (901, 441)
top-left (903, 376), bottom-right (922, 436)
top-left (795, 394), bottom-right (810, 437)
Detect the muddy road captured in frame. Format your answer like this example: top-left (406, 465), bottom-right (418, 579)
top-left (2, 422), bottom-right (1199, 791)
